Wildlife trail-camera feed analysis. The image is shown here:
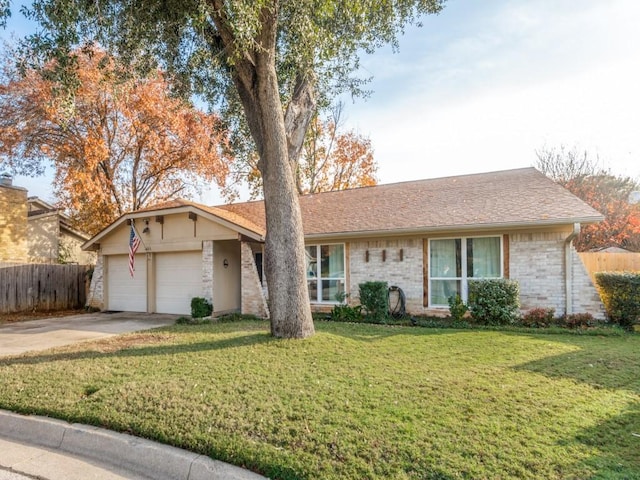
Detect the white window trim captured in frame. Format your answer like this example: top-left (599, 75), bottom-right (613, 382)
top-left (428, 235), bottom-right (503, 308)
top-left (306, 242), bottom-right (346, 304)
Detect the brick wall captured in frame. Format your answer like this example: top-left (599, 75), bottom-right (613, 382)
top-left (349, 238), bottom-right (424, 313)
top-left (0, 183), bottom-right (28, 263)
top-left (510, 231), bottom-right (566, 313)
top-left (570, 243), bottom-right (606, 318)
top-left (510, 231), bottom-right (604, 319)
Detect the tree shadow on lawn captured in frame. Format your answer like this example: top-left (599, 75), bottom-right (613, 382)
top-left (0, 332), bottom-right (275, 367)
top-left (570, 402), bottom-right (640, 477)
top-left (511, 334), bottom-right (640, 393)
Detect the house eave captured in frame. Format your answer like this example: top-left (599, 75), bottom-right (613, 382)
top-left (82, 205), bottom-right (265, 251)
top-left (303, 216), bottom-right (605, 241)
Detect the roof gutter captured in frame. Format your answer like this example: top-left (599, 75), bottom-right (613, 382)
top-left (564, 223), bottom-right (581, 315)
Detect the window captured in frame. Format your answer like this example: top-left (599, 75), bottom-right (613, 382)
top-left (429, 236), bottom-right (502, 306)
top-left (305, 244), bottom-right (345, 303)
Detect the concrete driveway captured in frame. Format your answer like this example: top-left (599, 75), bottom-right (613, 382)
top-left (0, 312), bottom-right (179, 356)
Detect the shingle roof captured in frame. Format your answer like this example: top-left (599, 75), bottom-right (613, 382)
top-left (218, 168), bottom-right (603, 237)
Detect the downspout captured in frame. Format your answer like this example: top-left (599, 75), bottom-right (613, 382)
top-left (564, 223), bottom-right (581, 316)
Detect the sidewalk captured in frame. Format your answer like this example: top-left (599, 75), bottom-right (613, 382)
top-left (0, 410), bottom-right (266, 480)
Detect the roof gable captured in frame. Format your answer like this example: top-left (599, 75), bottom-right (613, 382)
top-left (83, 198), bottom-right (265, 250)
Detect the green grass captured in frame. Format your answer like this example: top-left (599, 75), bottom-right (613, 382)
top-left (1, 321), bottom-right (639, 479)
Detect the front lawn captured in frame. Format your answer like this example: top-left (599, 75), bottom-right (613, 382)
top-left (0, 320), bottom-right (638, 479)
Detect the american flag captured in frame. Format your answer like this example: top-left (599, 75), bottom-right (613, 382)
top-left (129, 225), bottom-right (141, 277)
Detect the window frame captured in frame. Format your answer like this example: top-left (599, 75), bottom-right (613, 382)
top-left (305, 242), bottom-right (346, 304)
top-left (428, 235), bottom-right (503, 307)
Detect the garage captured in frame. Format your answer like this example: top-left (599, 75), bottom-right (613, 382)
top-left (155, 251), bottom-right (203, 315)
top-left (107, 254), bottom-right (147, 312)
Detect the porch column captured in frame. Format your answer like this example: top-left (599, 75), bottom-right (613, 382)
top-left (240, 242), bottom-right (270, 319)
top-left (202, 240), bottom-right (214, 305)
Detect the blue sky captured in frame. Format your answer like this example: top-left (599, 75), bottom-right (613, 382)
top-left (2, 0), bottom-right (639, 204)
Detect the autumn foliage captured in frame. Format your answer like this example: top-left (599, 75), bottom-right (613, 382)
top-left (536, 146), bottom-right (640, 252)
top-left (296, 114), bottom-right (377, 195)
top-left (228, 108), bottom-right (377, 200)
top-left (0, 47), bottom-right (229, 234)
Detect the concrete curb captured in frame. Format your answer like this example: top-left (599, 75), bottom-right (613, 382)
top-left (0, 410), bottom-right (267, 480)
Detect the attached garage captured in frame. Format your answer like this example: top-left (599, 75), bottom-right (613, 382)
top-left (155, 251), bottom-right (203, 315)
top-left (83, 200), bottom-right (267, 316)
top-left (107, 254), bottom-right (147, 312)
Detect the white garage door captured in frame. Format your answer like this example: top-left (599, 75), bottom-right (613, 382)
top-left (107, 254), bottom-right (147, 312)
top-left (155, 251), bottom-right (203, 315)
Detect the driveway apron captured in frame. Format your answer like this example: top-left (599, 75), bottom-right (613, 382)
top-left (0, 312), bottom-right (178, 356)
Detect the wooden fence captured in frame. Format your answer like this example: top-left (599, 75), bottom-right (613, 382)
top-left (0, 264), bottom-right (91, 313)
top-left (578, 252), bottom-right (640, 284)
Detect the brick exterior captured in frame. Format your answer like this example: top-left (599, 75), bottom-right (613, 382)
top-left (87, 254), bottom-right (104, 309)
top-left (240, 242), bottom-right (269, 318)
top-left (345, 232), bottom-right (604, 319)
top-left (569, 243), bottom-right (606, 318)
top-left (202, 240), bottom-right (214, 304)
top-left (348, 238), bottom-right (424, 313)
top-left (509, 231), bottom-right (605, 319)
top-left (0, 183), bottom-right (28, 263)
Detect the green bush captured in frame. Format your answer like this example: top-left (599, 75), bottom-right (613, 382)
top-left (468, 279), bottom-right (520, 326)
top-left (190, 297), bottom-right (213, 318)
top-left (448, 294), bottom-right (468, 322)
top-left (358, 281), bottom-right (389, 323)
top-left (331, 304), bottom-right (364, 322)
top-left (520, 308), bottom-right (555, 328)
top-left (596, 272), bottom-right (640, 329)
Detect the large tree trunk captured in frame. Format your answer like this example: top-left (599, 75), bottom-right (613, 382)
top-left (211, 2), bottom-right (315, 338)
top-left (258, 76), bottom-right (314, 338)
top-left (230, 50), bottom-right (313, 339)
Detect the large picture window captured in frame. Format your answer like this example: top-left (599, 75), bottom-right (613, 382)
top-left (305, 244), bottom-right (345, 303)
top-left (429, 236), bottom-right (502, 306)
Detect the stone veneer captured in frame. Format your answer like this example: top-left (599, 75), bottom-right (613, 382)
top-left (0, 182), bottom-right (29, 263)
top-left (87, 255), bottom-right (104, 309)
top-left (240, 242), bottom-right (269, 318)
top-left (202, 240), bottom-right (214, 304)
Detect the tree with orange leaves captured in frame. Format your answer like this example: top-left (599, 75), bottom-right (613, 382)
top-left (0, 47), bottom-right (229, 235)
top-left (536, 146), bottom-right (640, 251)
top-left (228, 105), bottom-right (377, 200)
top-left (296, 106), bottom-right (377, 195)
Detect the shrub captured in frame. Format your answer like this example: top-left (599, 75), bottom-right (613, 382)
top-left (520, 308), bottom-right (555, 328)
top-left (448, 294), bottom-right (468, 322)
top-left (595, 272), bottom-right (640, 329)
top-left (358, 281), bottom-right (389, 323)
top-left (190, 297), bottom-right (213, 318)
top-left (468, 279), bottom-right (520, 325)
top-left (331, 304), bottom-right (363, 322)
top-left (562, 312), bottom-right (595, 329)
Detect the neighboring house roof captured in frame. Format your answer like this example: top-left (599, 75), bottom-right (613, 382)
top-left (219, 168), bottom-right (604, 239)
top-left (83, 168), bottom-right (605, 249)
top-left (27, 198), bottom-right (91, 241)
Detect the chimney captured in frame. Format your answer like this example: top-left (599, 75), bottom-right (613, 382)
top-left (0, 173), bottom-right (12, 187)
